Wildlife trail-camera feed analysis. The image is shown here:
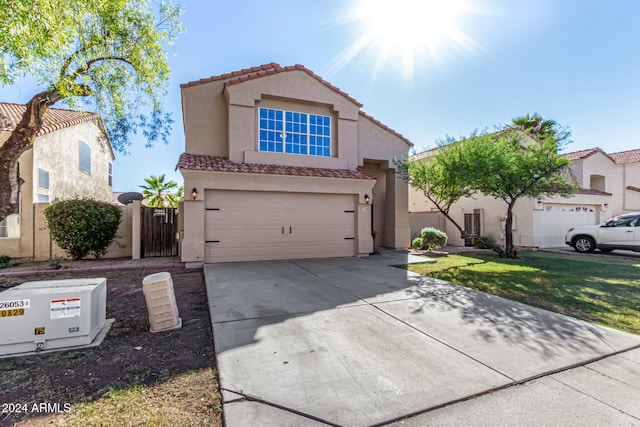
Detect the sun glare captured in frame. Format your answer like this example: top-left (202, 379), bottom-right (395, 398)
top-left (329, 0), bottom-right (481, 80)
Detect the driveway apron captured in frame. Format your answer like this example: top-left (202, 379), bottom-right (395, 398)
top-left (204, 256), bottom-right (640, 426)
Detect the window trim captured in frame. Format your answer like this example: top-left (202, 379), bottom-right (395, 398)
top-left (258, 107), bottom-right (331, 157)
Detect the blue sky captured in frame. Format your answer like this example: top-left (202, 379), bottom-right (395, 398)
top-left (2, 0), bottom-right (639, 192)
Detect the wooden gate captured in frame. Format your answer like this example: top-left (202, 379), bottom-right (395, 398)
top-left (141, 207), bottom-right (179, 257)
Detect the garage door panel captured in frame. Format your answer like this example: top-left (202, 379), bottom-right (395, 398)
top-left (204, 190), bottom-right (356, 262)
top-left (539, 205), bottom-right (598, 248)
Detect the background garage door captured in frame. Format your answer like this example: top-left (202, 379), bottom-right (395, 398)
top-left (205, 190), bottom-right (356, 262)
top-left (539, 204), bottom-right (598, 248)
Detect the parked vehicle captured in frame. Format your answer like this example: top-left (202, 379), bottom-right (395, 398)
top-left (565, 212), bottom-right (640, 253)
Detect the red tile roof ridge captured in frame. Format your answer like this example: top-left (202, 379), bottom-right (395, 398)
top-left (176, 153), bottom-right (375, 180)
top-left (180, 63), bottom-right (283, 89)
top-left (609, 148), bottom-right (640, 164)
top-left (576, 188), bottom-right (612, 196)
top-left (0, 102), bottom-right (107, 138)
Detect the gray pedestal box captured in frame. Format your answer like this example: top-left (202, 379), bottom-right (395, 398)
top-left (0, 278), bottom-right (107, 357)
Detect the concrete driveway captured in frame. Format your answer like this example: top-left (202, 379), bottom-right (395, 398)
top-left (204, 253), bottom-right (640, 426)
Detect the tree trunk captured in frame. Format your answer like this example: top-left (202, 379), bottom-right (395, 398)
top-left (504, 200), bottom-right (519, 258)
top-left (0, 90), bottom-right (62, 221)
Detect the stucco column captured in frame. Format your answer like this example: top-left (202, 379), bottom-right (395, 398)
top-left (357, 203), bottom-right (373, 255)
top-left (131, 200), bottom-right (141, 260)
top-left (384, 169), bottom-right (411, 249)
top-left (181, 198), bottom-right (205, 268)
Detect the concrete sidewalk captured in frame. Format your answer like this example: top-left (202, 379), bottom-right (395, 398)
top-left (204, 255), bottom-right (640, 426)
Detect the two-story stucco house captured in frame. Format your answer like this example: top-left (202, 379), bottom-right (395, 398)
top-left (0, 102), bottom-right (115, 257)
top-left (409, 146), bottom-right (640, 249)
top-left (177, 63), bottom-right (412, 265)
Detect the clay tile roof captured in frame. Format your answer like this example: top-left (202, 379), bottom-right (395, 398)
top-left (561, 147), bottom-right (616, 163)
top-left (222, 63), bottom-right (363, 108)
top-left (176, 153), bottom-right (375, 180)
top-left (0, 102), bottom-right (106, 138)
top-left (576, 188), bottom-right (612, 196)
top-left (609, 148), bottom-right (640, 164)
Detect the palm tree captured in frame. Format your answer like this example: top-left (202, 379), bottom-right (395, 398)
top-left (139, 174), bottom-right (180, 208)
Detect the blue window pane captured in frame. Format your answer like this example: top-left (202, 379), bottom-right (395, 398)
top-left (324, 116), bottom-right (330, 126)
top-left (268, 109), bottom-right (274, 119)
top-left (260, 108), bottom-right (267, 119)
top-left (286, 111), bottom-right (292, 121)
top-left (276, 121), bottom-right (282, 131)
top-left (286, 122), bottom-right (292, 132)
top-left (275, 142), bottom-right (283, 152)
top-left (276, 110), bottom-right (282, 120)
top-left (260, 141), bottom-right (268, 151)
top-left (323, 148), bottom-right (330, 157)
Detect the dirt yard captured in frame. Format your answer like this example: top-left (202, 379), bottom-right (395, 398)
top-left (0, 263), bottom-right (221, 426)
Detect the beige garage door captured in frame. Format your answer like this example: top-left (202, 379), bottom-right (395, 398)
top-left (539, 204), bottom-right (598, 248)
top-left (205, 190), bottom-right (356, 262)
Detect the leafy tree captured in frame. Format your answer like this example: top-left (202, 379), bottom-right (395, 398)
top-left (45, 198), bottom-right (122, 260)
top-left (0, 0), bottom-right (184, 221)
top-left (469, 127), bottom-right (578, 258)
top-left (398, 114), bottom-right (579, 258)
top-left (140, 174), bottom-right (180, 207)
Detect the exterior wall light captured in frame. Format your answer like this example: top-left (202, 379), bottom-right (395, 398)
top-left (364, 194), bottom-right (371, 204)
top-left (191, 188), bottom-right (198, 200)
top-left (603, 203), bottom-right (609, 208)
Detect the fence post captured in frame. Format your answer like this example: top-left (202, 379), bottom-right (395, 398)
top-left (132, 200), bottom-right (141, 260)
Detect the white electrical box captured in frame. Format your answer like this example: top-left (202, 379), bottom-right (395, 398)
top-left (0, 278), bottom-right (107, 356)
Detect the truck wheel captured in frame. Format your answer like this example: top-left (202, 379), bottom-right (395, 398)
top-left (573, 237), bottom-right (596, 253)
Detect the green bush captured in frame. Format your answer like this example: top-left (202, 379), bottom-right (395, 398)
top-left (45, 198), bottom-right (122, 260)
top-left (419, 227), bottom-right (447, 251)
top-left (411, 237), bottom-right (424, 250)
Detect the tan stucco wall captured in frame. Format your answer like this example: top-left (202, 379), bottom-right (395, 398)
top-left (1, 121), bottom-right (116, 259)
top-left (32, 121), bottom-right (114, 203)
top-left (622, 162), bottom-right (640, 212)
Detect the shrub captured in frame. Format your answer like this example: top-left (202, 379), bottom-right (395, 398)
top-left (45, 198), bottom-right (122, 260)
top-left (419, 227), bottom-right (447, 251)
top-left (411, 237), bottom-right (424, 250)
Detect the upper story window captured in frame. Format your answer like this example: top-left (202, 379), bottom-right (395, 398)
top-left (259, 108), bottom-right (331, 157)
top-left (79, 140), bottom-right (91, 175)
top-left (108, 163), bottom-right (113, 187)
top-left (37, 168), bottom-right (49, 203)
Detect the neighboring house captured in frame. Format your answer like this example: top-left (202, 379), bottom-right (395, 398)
top-left (409, 146), bottom-right (640, 248)
top-left (0, 102), bottom-right (115, 257)
top-left (177, 63), bottom-right (412, 265)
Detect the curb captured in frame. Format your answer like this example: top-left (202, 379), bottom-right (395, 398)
top-left (0, 263), bottom-right (186, 278)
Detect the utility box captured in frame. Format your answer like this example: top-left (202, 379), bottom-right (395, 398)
top-left (142, 272), bottom-right (181, 333)
top-left (0, 278), bottom-right (107, 356)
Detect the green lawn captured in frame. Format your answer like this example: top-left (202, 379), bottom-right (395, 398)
top-left (406, 251), bottom-right (640, 335)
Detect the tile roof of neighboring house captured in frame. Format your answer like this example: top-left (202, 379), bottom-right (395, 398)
top-left (561, 147), bottom-right (616, 163)
top-left (0, 102), bottom-right (106, 138)
top-left (609, 148), bottom-right (640, 164)
top-left (176, 153), bottom-right (375, 180)
top-left (576, 189), bottom-right (612, 196)
top-left (180, 63), bottom-right (412, 146)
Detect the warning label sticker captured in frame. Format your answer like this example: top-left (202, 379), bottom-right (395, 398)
top-left (50, 298), bottom-right (81, 319)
